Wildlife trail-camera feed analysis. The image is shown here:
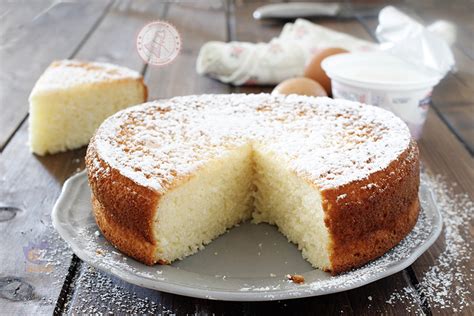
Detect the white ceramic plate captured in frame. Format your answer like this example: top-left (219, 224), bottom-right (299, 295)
top-left (52, 171), bottom-right (442, 301)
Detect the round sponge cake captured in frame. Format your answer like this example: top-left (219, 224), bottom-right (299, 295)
top-left (86, 94), bottom-right (419, 275)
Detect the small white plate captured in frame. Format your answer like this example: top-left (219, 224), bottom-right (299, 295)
top-left (52, 171), bottom-right (442, 301)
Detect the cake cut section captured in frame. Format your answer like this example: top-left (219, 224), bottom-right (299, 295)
top-left (154, 144), bottom-right (255, 262)
top-left (149, 141), bottom-right (333, 272)
top-left (29, 60), bottom-right (147, 155)
top-left (252, 144), bottom-right (331, 271)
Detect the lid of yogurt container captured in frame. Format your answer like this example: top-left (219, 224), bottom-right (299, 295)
top-left (321, 52), bottom-right (442, 91)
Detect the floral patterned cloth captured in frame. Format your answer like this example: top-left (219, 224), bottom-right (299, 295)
top-left (196, 19), bottom-right (375, 86)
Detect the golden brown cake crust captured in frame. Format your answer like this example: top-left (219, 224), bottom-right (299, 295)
top-left (86, 141), bottom-right (159, 265)
top-left (322, 140), bottom-right (420, 275)
top-left (92, 195), bottom-right (156, 265)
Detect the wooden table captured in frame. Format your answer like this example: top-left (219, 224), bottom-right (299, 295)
top-left (1, 1), bottom-right (472, 314)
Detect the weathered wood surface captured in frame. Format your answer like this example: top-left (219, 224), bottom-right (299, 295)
top-left (0, 1), bottom-right (111, 315)
top-left (357, 7), bottom-right (474, 315)
top-left (0, 0), bottom-right (160, 314)
top-left (145, 1), bottom-right (231, 100)
top-left (0, 0), bottom-right (472, 315)
top-left (407, 0), bottom-right (474, 155)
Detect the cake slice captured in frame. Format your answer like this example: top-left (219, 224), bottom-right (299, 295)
top-left (28, 60), bottom-right (147, 155)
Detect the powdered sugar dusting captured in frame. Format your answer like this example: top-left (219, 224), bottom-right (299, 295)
top-left (386, 172), bottom-right (473, 313)
top-left (91, 94), bottom-right (411, 192)
top-left (69, 265), bottom-right (173, 314)
top-left (30, 59), bottom-right (142, 96)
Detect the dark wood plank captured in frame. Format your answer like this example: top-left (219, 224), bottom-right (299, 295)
top-left (232, 0), bottom-right (285, 95)
top-left (0, 1), bottom-right (112, 312)
top-left (144, 1), bottom-right (231, 99)
top-left (0, 1), bottom-right (164, 315)
top-left (358, 7), bottom-right (474, 315)
top-left (0, 0), bottom-right (112, 150)
top-left (413, 109), bottom-right (474, 316)
top-left (66, 264), bottom-right (422, 314)
top-left (73, 1), bottom-right (158, 71)
top-left (430, 77), bottom-right (474, 155)
top-left (0, 1), bottom-right (54, 37)
top-left (68, 265), bottom-right (419, 315)
top-left (404, 0), bottom-right (474, 59)
top-left (0, 122), bottom-right (85, 315)
top-left (403, 1), bottom-right (474, 154)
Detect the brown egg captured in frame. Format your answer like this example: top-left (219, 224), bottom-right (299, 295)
top-left (272, 77), bottom-right (327, 97)
top-left (304, 47), bottom-right (349, 96)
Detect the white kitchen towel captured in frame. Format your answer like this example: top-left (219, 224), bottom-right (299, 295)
top-left (196, 19), bottom-right (376, 85)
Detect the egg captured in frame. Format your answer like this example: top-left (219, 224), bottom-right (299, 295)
top-left (272, 77), bottom-right (327, 97)
top-left (304, 47), bottom-right (349, 96)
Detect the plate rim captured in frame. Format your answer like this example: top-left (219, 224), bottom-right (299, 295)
top-left (52, 170), bottom-right (443, 301)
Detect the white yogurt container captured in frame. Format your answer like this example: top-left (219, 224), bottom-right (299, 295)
top-left (322, 52), bottom-right (442, 139)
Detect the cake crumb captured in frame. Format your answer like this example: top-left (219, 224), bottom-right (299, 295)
top-left (287, 274), bottom-right (305, 284)
top-left (270, 273), bottom-right (276, 277)
top-left (95, 249), bottom-right (104, 256)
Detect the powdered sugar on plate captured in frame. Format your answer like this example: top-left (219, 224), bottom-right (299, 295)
top-left (52, 169), bottom-right (447, 302)
top-left (386, 172), bottom-right (473, 314)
